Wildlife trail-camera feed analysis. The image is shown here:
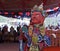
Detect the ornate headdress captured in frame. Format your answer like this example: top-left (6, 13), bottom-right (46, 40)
top-left (31, 3), bottom-right (43, 12)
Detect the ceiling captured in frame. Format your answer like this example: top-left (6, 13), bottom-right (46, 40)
top-left (0, 0), bottom-right (60, 11)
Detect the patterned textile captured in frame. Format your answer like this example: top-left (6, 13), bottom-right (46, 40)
top-left (38, 35), bottom-right (51, 46)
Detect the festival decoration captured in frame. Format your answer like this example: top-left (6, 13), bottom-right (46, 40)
top-left (31, 5), bottom-right (38, 12)
top-left (38, 3), bottom-right (43, 11)
top-left (0, 11), bottom-right (31, 18)
top-left (18, 12), bottom-right (23, 15)
top-left (46, 7), bottom-right (59, 12)
top-left (26, 12), bottom-right (30, 16)
top-left (11, 12), bottom-right (15, 15)
top-left (28, 25), bottom-right (33, 37)
top-left (4, 12), bottom-right (8, 15)
top-left (22, 25), bottom-right (28, 33)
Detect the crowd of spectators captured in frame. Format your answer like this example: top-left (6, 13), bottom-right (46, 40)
top-left (0, 25), bottom-right (21, 43)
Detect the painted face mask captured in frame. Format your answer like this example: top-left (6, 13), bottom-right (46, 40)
top-left (31, 11), bottom-right (44, 25)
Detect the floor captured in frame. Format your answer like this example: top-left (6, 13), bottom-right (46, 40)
top-left (0, 43), bottom-right (19, 51)
top-left (43, 46), bottom-right (60, 51)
